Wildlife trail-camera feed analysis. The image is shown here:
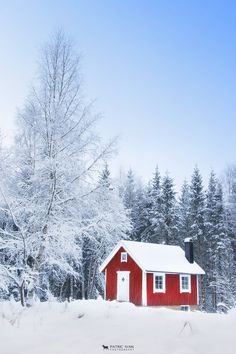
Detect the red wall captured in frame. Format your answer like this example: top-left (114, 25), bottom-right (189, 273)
top-left (105, 247), bottom-right (143, 305)
top-left (146, 273), bottom-right (197, 306)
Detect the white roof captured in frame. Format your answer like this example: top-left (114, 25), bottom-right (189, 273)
top-left (100, 240), bottom-right (205, 275)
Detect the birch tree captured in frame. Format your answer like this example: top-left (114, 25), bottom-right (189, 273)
top-left (0, 31), bottom-right (116, 305)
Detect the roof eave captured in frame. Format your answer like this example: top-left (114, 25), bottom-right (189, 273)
top-left (145, 269), bottom-right (205, 275)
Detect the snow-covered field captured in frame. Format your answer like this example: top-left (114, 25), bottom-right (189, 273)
top-left (0, 299), bottom-right (235, 354)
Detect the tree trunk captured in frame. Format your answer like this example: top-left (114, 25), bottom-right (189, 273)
top-left (70, 275), bottom-right (74, 301)
top-left (20, 280), bottom-right (26, 307)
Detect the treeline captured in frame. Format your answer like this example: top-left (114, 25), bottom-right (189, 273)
top-left (118, 166), bottom-right (236, 312)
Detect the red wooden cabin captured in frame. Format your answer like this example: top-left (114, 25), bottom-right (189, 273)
top-left (100, 239), bottom-right (205, 310)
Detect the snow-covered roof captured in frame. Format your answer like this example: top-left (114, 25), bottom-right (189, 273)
top-left (100, 240), bottom-right (205, 275)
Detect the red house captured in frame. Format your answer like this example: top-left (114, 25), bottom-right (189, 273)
top-left (100, 239), bottom-right (205, 310)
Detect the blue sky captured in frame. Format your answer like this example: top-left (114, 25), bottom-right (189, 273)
top-left (0, 1), bottom-right (235, 187)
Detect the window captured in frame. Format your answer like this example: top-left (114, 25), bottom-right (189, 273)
top-left (180, 305), bottom-right (190, 312)
top-left (180, 274), bottom-right (191, 293)
top-left (121, 252), bottom-right (128, 262)
top-left (153, 273), bottom-right (165, 293)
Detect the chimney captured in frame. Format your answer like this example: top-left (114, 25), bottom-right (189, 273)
top-left (184, 238), bottom-right (194, 263)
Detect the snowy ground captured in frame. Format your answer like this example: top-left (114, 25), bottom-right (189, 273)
top-left (0, 299), bottom-right (235, 354)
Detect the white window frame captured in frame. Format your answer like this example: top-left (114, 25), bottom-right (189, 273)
top-left (142, 271), bottom-right (147, 306)
top-left (120, 252), bottom-right (128, 262)
top-left (180, 305), bottom-right (190, 312)
top-left (180, 274), bottom-right (191, 293)
top-left (104, 269), bottom-right (107, 300)
top-left (153, 273), bottom-right (166, 293)
top-left (196, 275), bottom-right (199, 305)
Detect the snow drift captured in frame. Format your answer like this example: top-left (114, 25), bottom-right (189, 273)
top-left (0, 299), bottom-right (235, 354)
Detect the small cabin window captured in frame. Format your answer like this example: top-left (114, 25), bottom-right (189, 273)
top-left (180, 274), bottom-right (191, 293)
top-left (153, 273), bottom-right (165, 293)
top-left (121, 252), bottom-right (128, 262)
top-left (180, 305), bottom-right (190, 312)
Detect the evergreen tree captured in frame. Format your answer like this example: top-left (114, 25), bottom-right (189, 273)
top-left (223, 165), bottom-right (236, 299)
top-left (132, 185), bottom-right (152, 242)
top-left (99, 162), bottom-right (111, 188)
top-left (159, 173), bottom-right (178, 245)
top-left (122, 169), bottom-right (137, 240)
top-left (178, 180), bottom-right (191, 247)
top-left (123, 169), bottom-right (136, 210)
top-left (189, 167), bottom-right (206, 308)
top-left (189, 167), bottom-right (205, 264)
top-left (205, 172), bottom-right (217, 310)
top-left (148, 166), bottom-right (163, 243)
top-left (205, 173), bottom-right (235, 311)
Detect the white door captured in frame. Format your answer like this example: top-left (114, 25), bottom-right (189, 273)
top-left (117, 271), bottom-right (130, 302)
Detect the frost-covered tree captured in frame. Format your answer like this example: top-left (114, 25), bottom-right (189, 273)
top-left (99, 162), bottom-right (111, 187)
top-left (159, 174), bottom-right (178, 245)
top-left (132, 185), bottom-right (152, 242)
top-left (148, 167), bottom-right (163, 243)
top-left (122, 169), bottom-right (137, 240)
top-left (205, 172), bottom-right (219, 311)
top-left (123, 169), bottom-right (136, 210)
top-left (0, 133), bottom-right (24, 300)
top-left (189, 167), bottom-right (206, 308)
top-left (222, 165), bottom-right (236, 297)
top-left (0, 31), bottom-right (116, 305)
top-left (177, 180), bottom-right (191, 246)
top-left (205, 172), bottom-right (235, 311)
top-left (189, 167), bottom-right (205, 263)
top-left (79, 164), bottom-right (131, 299)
